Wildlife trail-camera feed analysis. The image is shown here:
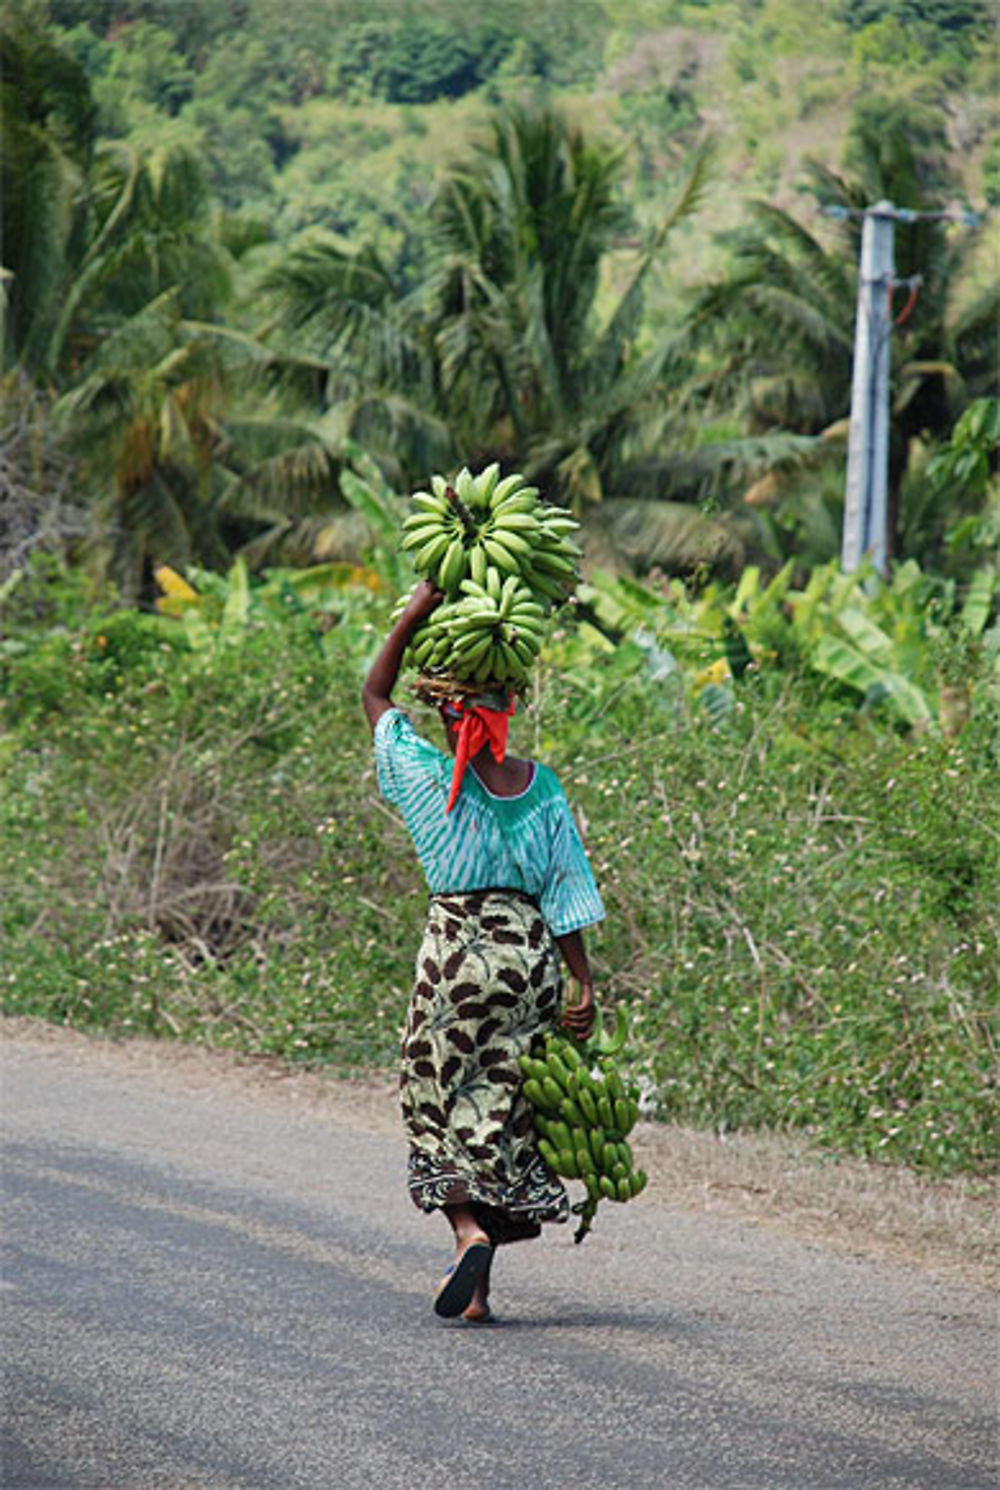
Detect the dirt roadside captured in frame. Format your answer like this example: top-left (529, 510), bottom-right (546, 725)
top-left (3, 1015), bottom-right (995, 1289)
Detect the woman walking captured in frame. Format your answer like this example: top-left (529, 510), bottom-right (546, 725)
top-left (363, 579), bottom-right (605, 1322)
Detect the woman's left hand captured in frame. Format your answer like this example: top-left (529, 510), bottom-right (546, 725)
top-left (402, 578), bottom-right (444, 625)
top-left (561, 980), bottom-right (596, 1039)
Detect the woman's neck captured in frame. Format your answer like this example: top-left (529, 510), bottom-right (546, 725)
top-left (472, 751), bottom-right (533, 798)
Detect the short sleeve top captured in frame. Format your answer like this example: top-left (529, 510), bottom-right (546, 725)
top-left (373, 707), bottom-right (605, 938)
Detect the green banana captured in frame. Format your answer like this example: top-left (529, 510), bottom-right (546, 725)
top-left (455, 466), bottom-right (475, 502)
top-left (595, 1005), bottom-right (630, 1057)
top-left (476, 462), bottom-right (500, 506)
top-left (411, 492), bottom-right (450, 517)
top-left (575, 1143), bottom-right (595, 1179)
top-left (558, 1148), bottom-right (580, 1179)
top-left (604, 1066), bottom-right (625, 1102)
top-left (589, 1130), bottom-right (609, 1171)
top-left (489, 473), bottom-right (526, 507)
top-left (482, 537), bottom-right (520, 574)
top-left (400, 523), bottom-right (444, 552)
top-left (414, 532), bottom-right (451, 571)
top-left (497, 638), bottom-right (527, 682)
top-left (538, 1137), bottom-right (560, 1170)
top-left (541, 1077), bottom-right (564, 1111)
top-left (492, 510), bottom-right (540, 536)
top-left (529, 548), bottom-right (576, 576)
top-left (510, 635), bottom-right (540, 669)
top-left (438, 538), bottom-right (467, 593)
top-left (489, 529), bottom-right (532, 559)
top-left (523, 1078), bottom-right (549, 1111)
top-left (545, 1052), bottom-right (573, 1093)
top-left (399, 461), bottom-right (587, 687)
top-left (560, 1042), bottom-right (583, 1072)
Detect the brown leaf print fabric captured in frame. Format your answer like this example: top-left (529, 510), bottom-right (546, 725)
top-left (401, 889), bottom-right (569, 1239)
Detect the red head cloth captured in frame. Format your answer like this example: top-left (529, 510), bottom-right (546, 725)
top-left (445, 695), bottom-right (516, 813)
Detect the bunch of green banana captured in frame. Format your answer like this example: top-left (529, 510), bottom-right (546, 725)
top-left (397, 465), bottom-right (582, 689)
top-left (517, 1007), bottom-right (647, 1244)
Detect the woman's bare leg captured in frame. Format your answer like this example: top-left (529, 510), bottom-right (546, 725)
top-left (444, 1203), bottom-right (490, 1249)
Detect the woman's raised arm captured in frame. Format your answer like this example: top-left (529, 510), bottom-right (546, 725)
top-left (362, 580), bottom-right (442, 733)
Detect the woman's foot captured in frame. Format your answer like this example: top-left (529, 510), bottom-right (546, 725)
top-left (462, 1247), bottom-right (493, 1321)
top-left (433, 1232), bottom-right (492, 1318)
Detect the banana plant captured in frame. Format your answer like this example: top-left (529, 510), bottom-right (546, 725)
top-left (153, 553), bottom-right (387, 658)
top-left (575, 556), bottom-right (999, 732)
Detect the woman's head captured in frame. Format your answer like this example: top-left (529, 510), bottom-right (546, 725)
top-left (436, 691), bottom-right (517, 809)
top-left (438, 702), bottom-right (462, 755)
top-left (437, 689), bottom-right (512, 753)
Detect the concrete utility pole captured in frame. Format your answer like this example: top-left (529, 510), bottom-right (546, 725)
top-left (826, 201), bottom-right (979, 578)
top-left (841, 202), bottom-right (896, 576)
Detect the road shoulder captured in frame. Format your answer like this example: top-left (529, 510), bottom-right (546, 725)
top-left (2, 1015), bottom-right (995, 1289)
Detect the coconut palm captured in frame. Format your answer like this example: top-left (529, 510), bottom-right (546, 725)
top-left (1, 17), bottom-right (95, 373)
top-left (53, 289), bottom-right (366, 596)
top-left (423, 104), bottom-right (720, 503)
top-left (254, 231), bottom-right (452, 491)
top-left (257, 104), bottom-right (750, 573)
top-left (689, 101), bottom-right (999, 562)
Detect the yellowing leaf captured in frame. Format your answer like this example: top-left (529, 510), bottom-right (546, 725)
top-left (155, 565), bottom-right (198, 601)
top-left (694, 657), bottom-right (731, 687)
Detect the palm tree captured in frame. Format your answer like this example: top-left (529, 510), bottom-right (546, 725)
top-left (1, 16), bottom-right (95, 373)
top-left (3, 20), bottom-right (362, 592)
top-left (256, 104), bottom-right (747, 574)
top-left (254, 232), bottom-right (452, 491)
top-left (688, 101), bottom-right (999, 562)
top-left (53, 289), bottom-right (362, 596)
top-left (423, 105), bottom-right (721, 503)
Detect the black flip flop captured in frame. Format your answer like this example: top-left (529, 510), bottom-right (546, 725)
top-left (433, 1241), bottom-right (493, 1319)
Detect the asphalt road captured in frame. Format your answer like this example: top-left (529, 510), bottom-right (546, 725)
top-left (2, 1035), bottom-right (996, 1490)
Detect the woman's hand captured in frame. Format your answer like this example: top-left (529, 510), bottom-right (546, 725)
top-left (561, 978), bottom-right (596, 1040)
top-left (402, 579), bottom-right (444, 626)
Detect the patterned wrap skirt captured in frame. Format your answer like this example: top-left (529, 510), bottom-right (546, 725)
top-left (400, 888), bottom-right (569, 1244)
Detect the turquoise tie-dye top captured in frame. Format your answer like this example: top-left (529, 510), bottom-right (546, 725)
top-left (374, 708), bottom-right (605, 938)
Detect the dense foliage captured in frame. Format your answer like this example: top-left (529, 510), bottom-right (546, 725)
top-left (3, 0), bottom-right (996, 593)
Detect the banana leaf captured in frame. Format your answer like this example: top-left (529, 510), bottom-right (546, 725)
top-left (700, 682), bottom-right (735, 725)
top-left (835, 606), bottom-right (895, 666)
top-left (219, 558), bottom-right (249, 643)
top-left (961, 566), bottom-right (998, 638)
top-left (812, 635), bottom-right (933, 727)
